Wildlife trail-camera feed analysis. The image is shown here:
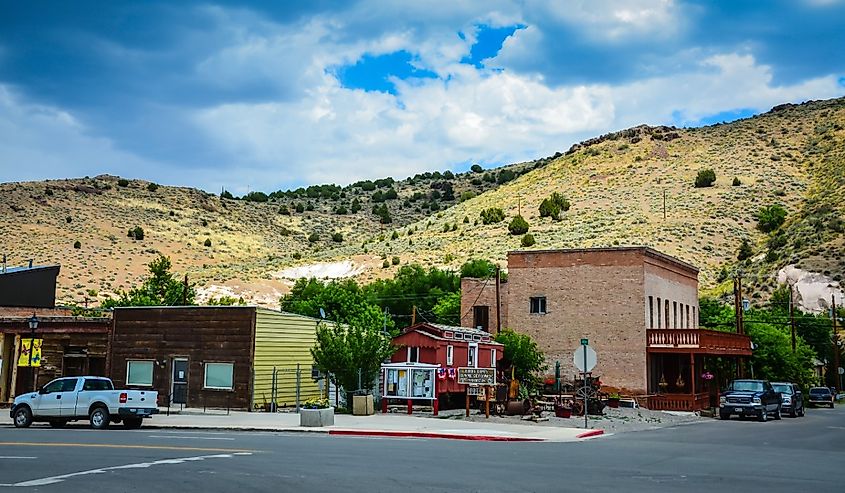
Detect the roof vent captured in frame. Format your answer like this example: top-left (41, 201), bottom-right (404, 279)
top-left (28, 259), bottom-right (33, 269)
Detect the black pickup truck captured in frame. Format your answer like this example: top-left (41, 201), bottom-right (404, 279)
top-left (719, 379), bottom-right (782, 422)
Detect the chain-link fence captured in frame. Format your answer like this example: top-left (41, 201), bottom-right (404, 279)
top-left (252, 365), bottom-right (382, 411)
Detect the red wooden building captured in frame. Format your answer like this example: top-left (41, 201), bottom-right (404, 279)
top-left (382, 323), bottom-right (504, 412)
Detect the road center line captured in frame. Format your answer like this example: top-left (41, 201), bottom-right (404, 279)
top-left (147, 435), bottom-right (235, 441)
top-left (0, 452), bottom-right (253, 487)
top-left (0, 456), bottom-right (38, 459)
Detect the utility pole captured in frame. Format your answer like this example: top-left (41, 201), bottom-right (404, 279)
top-left (495, 266), bottom-right (502, 335)
top-left (411, 306), bottom-right (416, 325)
top-left (182, 274), bottom-right (189, 305)
top-left (833, 295), bottom-right (840, 392)
top-left (734, 273), bottom-right (745, 378)
top-left (790, 284), bottom-right (796, 352)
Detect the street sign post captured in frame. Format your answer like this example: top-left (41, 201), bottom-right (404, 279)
top-left (573, 345), bottom-right (597, 373)
top-left (574, 340), bottom-right (597, 429)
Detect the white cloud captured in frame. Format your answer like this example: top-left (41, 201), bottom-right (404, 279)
top-left (193, 47), bottom-right (844, 190)
top-left (526, 0), bottom-right (685, 42)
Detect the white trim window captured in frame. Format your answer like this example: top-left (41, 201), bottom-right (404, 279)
top-left (126, 360), bottom-right (154, 387)
top-left (468, 343), bottom-right (478, 368)
top-left (204, 362), bottom-right (234, 390)
top-left (407, 347), bottom-right (420, 363)
top-left (491, 349), bottom-right (497, 368)
top-left (446, 345), bottom-right (454, 366)
top-left (529, 296), bottom-right (547, 314)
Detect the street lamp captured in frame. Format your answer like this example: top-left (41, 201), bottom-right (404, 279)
top-left (28, 314), bottom-right (38, 390)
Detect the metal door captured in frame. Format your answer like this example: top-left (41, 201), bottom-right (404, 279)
top-left (171, 359), bottom-right (188, 405)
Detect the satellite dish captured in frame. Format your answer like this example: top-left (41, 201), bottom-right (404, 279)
top-left (319, 308), bottom-right (326, 319)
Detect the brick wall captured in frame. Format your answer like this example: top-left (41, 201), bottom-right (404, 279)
top-left (506, 249), bottom-right (648, 393)
top-left (459, 278), bottom-right (508, 332)
top-left (0, 306), bottom-right (74, 318)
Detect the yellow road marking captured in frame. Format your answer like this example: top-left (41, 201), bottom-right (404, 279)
top-left (0, 442), bottom-right (254, 453)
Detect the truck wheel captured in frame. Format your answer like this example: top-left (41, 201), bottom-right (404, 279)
top-left (89, 407), bottom-right (111, 430)
top-left (719, 411), bottom-right (730, 420)
top-left (123, 418), bottom-right (143, 430)
top-left (789, 406), bottom-right (797, 418)
top-left (774, 406), bottom-right (781, 420)
top-left (13, 407), bottom-right (33, 428)
top-left (798, 405), bottom-right (805, 417)
top-left (49, 419), bottom-right (68, 428)
top-left (758, 409), bottom-right (767, 422)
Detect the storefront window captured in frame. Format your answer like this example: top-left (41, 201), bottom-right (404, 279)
top-left (126, 360), bottom-right (154, 387)
top-left (204, 362), bottom-right (234, 390)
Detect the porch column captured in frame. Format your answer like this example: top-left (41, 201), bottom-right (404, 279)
top-left (10, 335), bottom-right (21, 400)
top-left (690, 353), bottom-right (696, 397)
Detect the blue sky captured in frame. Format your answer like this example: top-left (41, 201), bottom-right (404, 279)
top-left (1, 1), bottom-right (843, 194)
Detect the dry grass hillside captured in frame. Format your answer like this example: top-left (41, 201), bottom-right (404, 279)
top-left (2, 97), bottom-right (843, 307)
top-left (353, 97), bottom-right (845, 300)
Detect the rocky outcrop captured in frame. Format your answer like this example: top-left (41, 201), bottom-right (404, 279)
top-left (777, 265), bottom-right (844, 314)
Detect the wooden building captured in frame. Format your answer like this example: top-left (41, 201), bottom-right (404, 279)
top-left (384, 323), bottom-right (503, 410)
top-left (1, 263), bottom-right (112, 404)
top-left (109, 306), bottom-right (323, 410)
top-left (0, 314), bottom-right (111, 403)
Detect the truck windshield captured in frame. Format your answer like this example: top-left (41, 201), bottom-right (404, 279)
top-left (82, 379), bottom-right (114, 391)
top-left (809, 388), bottom-right (830, 395)
top-left (731, 381), bottom-right (764, 392)
top-left (772, 384), bottom-right (793, 394)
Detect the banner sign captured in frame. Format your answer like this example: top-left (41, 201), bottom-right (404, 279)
top-left (18, 338), bottom-right (43, 367)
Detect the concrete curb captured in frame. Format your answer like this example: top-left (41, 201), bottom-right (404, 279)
top-left (575, 429), bottom-right (605, 439)
top-left (327, 429), bottom-right (545, 442)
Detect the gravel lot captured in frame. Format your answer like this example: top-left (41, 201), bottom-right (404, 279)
top-left (429, 405), bottom-right (708, 434)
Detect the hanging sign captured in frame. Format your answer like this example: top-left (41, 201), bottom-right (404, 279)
top-left (18, 338), bottom-right (43, 367)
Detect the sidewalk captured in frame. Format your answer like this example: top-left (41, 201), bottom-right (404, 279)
top-left (139, 409), bottom-right (597, 442)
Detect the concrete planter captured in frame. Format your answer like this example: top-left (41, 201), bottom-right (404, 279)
top-left (300, 407), bottom-right (334, 427)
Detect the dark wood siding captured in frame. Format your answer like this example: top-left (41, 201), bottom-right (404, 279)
top-left (110, 307), bottom-right (255, 410)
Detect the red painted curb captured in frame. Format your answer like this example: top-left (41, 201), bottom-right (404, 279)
top-left (575, 429), bottom-right (605, 439)
top-left (328, 429), bottom-right (544, 442)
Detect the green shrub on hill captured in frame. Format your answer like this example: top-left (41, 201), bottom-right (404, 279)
top-left (757, 204), bottom-right (787, 233)
top-left (508, 215), bottom-right (529, 235)
top-left (480, 207), bottom-right (505, 224)
top-left (694, 168), bottom-right (716, 188)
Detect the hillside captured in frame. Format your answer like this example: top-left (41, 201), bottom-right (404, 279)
top-left (1, 97), bottom-right (843, 308)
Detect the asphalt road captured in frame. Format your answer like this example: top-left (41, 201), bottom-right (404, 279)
top-left (0, 405), bottom-right (843, 492)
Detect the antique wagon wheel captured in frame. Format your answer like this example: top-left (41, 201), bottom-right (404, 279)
top-left (571, 400), bottom-right (585, 416)
top-left (575, 385), bottom-right (598, 400)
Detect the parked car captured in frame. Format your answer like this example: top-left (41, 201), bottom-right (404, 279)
top-left (808, 387), bottom-right (835, 408)
top-left (719, 379), bottom-right (782, 421)
top-left (10, 376), bottom-right (158, 429)
top-left (772, 382), bottom-right (804, 418)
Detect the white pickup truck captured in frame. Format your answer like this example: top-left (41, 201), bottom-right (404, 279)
top-left (10, 376), bottom-right (158, 429)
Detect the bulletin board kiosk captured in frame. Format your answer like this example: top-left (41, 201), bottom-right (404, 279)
top-left (381, 362), bottom-right (439, 415)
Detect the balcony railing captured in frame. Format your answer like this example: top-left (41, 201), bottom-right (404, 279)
top-left (647, 329), bottom-right (752, 356)
top-left (647, 392), bottom-right (711, 411)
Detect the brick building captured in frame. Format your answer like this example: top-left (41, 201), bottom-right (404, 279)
top-left (460, 247), bottom-right (752, 410)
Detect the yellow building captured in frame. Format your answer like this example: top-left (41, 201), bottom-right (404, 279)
top-left (252, 308), bottom-right (323, 409)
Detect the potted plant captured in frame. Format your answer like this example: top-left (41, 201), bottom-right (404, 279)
top-left (554, 404), bottom-right (572, 418)
top-left (299, 398), bottom-right (334, 427)
top-left (607, 393), bottom-right (621, 409)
